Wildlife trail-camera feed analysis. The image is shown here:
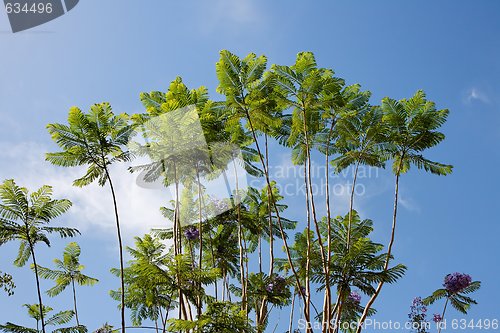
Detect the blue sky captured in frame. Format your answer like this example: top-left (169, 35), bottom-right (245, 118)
top-left (1, 0), bottom-right (499, 332)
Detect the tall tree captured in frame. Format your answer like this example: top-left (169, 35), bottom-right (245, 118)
top-left (271, 52), bottom-right (344, 330)
top-left (46, 103), bottom-right (134, 333)
top-left (318, 212), bottom-right (406, 332)
top-left (0, 180), bottom-right (79, 333)
top-left (215, 50), bottom-right (311, 329)
top-left (110, 234), bottom-right (175, 332)
top-left (132, 78), bottom-right (221, 320)
top-left (35, 242), bottom-right (98, 327)
top-left (357, 91), bottom-right (453, 331)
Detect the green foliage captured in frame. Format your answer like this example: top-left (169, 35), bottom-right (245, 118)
top-left (168, 301), bottom-right (255, 333)
top-left (110, 234), bottom-right (175, 326)
top-left (111, 234), bottom-right (220, 326)
top-left (332, 105), bottom-right (388, 172)
top-left (0, 50), bottom-right (462, 333)
top-left (46, 103), bottom-right (133, 187)
top-left (0, 304), bottom-right (87, 333)
top-left (321, 212), bottom-right (406, 294)
top-left (35, 242), bottom-right (98, 297)
top-left (0, 271), bottom-right (15, 296)
top-left (0, 180), bottom-right (77, 265)
top-left (381, 90), bottom-right (453, 176)
top-left (423, 281), bottom-right (481, 315)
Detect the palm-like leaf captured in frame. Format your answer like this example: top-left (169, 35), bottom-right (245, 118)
top-left (46, 103), bottom-right (133, 332)
top-left (381, 90), bottom-right (453, 176)
top-left (34, 242), bottom-right (98, 327)
top-left (0, 180), bottom-right (78, 333)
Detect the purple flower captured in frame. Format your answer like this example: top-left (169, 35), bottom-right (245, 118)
top-left (443, 272), bottom-right (472, 293)
top-left (213, 199), bottom-right (229, 212)
top-left (275, 276), bottom-right (286, 285)
top-left (433, 314), bottom-right (442, 323)
top-left (408, 296), bottom-right (427, 324)
top-left (184, 226), bottom-right (200, 241)
top-left (348, 291), bottom-right (362, 305)
top-left (267, 275), bottom-right (286, 293)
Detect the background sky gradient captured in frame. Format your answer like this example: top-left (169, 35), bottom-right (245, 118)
top-left (1, 1), bottom-right (499, 332)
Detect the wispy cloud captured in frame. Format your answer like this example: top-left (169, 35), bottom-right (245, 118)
top-left (0, 141), bottom-right (170, 246)
top-left (398, 192), bottom-right (420, 213)
top-left (464, 87), bottom-right (490, 104)
top-left (197, 0), bottom-right (264, 35)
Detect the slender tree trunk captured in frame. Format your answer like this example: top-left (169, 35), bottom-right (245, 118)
top-left (172, 163), bottom-right (187, 323)
top-left (222, 272), bottom-right (226, 302)
top-left (302, 106), bottom-right (330, 332)
top-left (346, 162), bottom-right (360, 249)
top-left (258, 296), bottom-right (268, 331)
top-left (304, 160), bottom-right (312, 332)
top-left (159, 308), bottom-right (165, 333)
top-left (225, 276), bottom-right (232, 302)
top-left (356, 166), bottom-right (402, 333)
top-left (196, 167), bottom-right (203, 318)
top-left (334, 162), bottom-right (360, 330)
top-left (333, 298), bottom-right (344, 333)
top-left (258, 235), bottom-right (263, 274)
top-left (437, 298), bottom-right (449, 333)
top-left (104, 168), bottom-right (126, 333)
top-left (199, 193), bottom-right (219, 302)
top-left (244, 109), bottom-right (310, 329)
top-left (261, 134), bottom-right (272, 327)
top-left (325, 119), bottom-right (335, 333)
top-left (289, 293), bottom-right (296, 333)
top-left (233, 160), bottom-right (247, 316)
top-left (71, 279), bottom-right (80, 326)
top-left (265, 135), bottom-right (274, 276)
top-left (330, 293), bottom-right (341, 319)
top-left (28, 240), bottom-right (46, 333)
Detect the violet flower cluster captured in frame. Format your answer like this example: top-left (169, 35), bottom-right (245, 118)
top-left (348, 291), bottom-right (362, 305)
top-left (184, 226), bottom-right (200, 241)
top-left (433, 313), bottom-right (442, 323)
top-left (266, 275), bottom-right (286, 293)
top-left (443, 272), bottom-right (472, 293)
top-left (408, 297), bottom-right (429, 333)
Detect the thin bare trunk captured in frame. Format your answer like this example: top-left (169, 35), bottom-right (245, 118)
top-left (289, 293), bottom-right (296, 333)
top-left (233, 160), bottom-right (247, 315)
top-left (28, 240), bottom-right (46, 333)
top-left (244, 109), bottom-right (310, 328)
top-left (356, 167), bottom-right (401, 332)
top-left (346, 162), bottom-right (360, 249)
top-left (71, 279), bottom-right (80, 326)
top-left (104, 168), bottom-right (126, 333)
top-left (437, 298), bottom-right (449, 333)
top-left (265, 135), bottom-right (274, 276)
top-left (200, 194), bottom-right (218, 302)
top-left (196, 167), bottom-right (203, 317)
top-left (333, 298), bottom-right (344, 333)
top-left (324, 120), bottom-right (335, 333)
top-left (302, 106), bottom-right (330, 332)
top-left (172, 163), bottom-right (186, 322)
top-left (334, 162), bottom-right (361, 330)
top-left (258, 236), bottom-right (263, 274)
top-left (304, 160), bottom-right (312, 332)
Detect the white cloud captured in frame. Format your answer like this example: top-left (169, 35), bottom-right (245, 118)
top-left (197, 0), bottom-right (263, 34)
top-left (464, 87), bottom-right (490, 104)
top-left (0, 141), bottom-right (170, 247)
top-left (0, 139), bottom-right (252, 249)
top-left (398, 192), bottom-right (420, 213)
